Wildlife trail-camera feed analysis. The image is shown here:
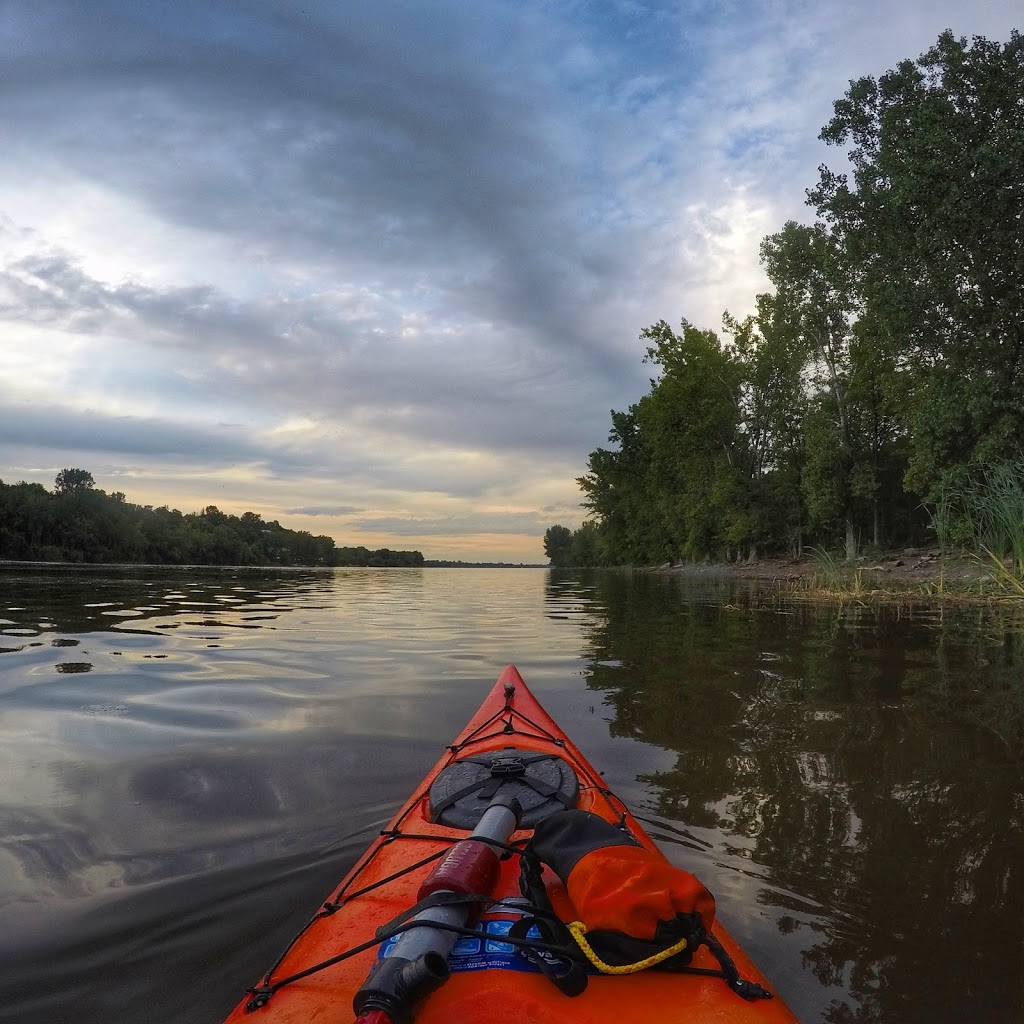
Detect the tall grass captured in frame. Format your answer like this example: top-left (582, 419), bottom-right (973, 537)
top-left (806, 545), bottom-right (867, 596)
top-left (807, 545), bottom-right (842, 584)
top-left (926, 459), bottom-right (1024, 594)
top-left (926, 478), bottom-right (957, 553)
top-left (971, 461), bottom-right (1024, 577)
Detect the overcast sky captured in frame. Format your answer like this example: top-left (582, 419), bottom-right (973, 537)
top-left (0, 1), bottom-right (1018, 562)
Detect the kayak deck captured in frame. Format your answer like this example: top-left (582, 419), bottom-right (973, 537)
top-left (225, 666), bottom-right (797, 1023)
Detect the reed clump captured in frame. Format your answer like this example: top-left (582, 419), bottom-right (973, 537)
top-left (926, 459), bottom-right (1024, 597)
top-left (815, 546), bottom-right (863, 595)
top-left (794, 546), bottom-right (1010, 606)
top-left (800, 546), bottom-right (883, 600)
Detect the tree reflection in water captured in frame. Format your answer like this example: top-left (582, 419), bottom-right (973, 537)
top-left (549, 569), bottom-right (1024, 1023)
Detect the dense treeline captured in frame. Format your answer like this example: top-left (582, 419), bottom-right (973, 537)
top-left (0, 470), bottom-right (424, 567)
top-left (546, 31), bottom-right (1024, 568)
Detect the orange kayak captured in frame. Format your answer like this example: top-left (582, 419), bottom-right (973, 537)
top-left (225, 666), bottom-right (798, 1024)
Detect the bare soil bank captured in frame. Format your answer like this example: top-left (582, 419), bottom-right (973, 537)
top-left (662, 549), bottom-right (1013, 598)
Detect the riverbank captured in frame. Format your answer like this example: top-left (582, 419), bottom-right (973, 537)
top-left (662, 549), bottom-right (1024, 600)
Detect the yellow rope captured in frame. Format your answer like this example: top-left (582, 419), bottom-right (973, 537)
top-left (567, 921), bottom-right (688, 975)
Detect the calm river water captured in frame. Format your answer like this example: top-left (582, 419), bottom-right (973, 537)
top-left (0, 565), bottom-right (1021, 1023)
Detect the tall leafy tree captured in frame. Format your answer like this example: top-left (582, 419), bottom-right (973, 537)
top-left (760, 221), bottom-right (866, 557)
top-left (810, 30), bottom-right (1024, 495)
top-left (54, 468), bottom-right (95, 494)
top-left (568, 521), bottom-right (602, 567)
top-left (579, 320), bottom-right (748, 563)
top-left (579, 407), bottom-right (663, 564)
top-left (642, 319), bottom-right (749, 560)
top-left (843, 315), bottom-right (915, 546)
top-left (543, 525), bottom-right (574, 566)
top-left (723, 307), bottom-right (807, 556)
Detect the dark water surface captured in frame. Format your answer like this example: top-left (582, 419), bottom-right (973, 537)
top-left (1, 565), bottom-right (1022, 1023)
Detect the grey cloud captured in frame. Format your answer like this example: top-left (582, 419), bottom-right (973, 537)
top-left (0, 402), bottom-right (373, 486)
top-left (0, 404), bottom-right (264, 463)
top-left (0, 0), bottom-right (719, 495)
top-left (0, 248), bottom-right (277, 355)
top-left (0, 242), bottom-right (629, 461)
top-left (1, 1), bottom-right (661, 376)
top-left (284, 505), bottom-right (362, 516)
top-left (0, 396), bottom-right (574, 505)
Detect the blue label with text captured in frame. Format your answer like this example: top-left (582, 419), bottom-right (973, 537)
top-left (376, 903), bottom-right (545, 973)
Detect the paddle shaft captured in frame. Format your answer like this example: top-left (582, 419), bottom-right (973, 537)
top-left (353, 795), bottom-right (523, 1024)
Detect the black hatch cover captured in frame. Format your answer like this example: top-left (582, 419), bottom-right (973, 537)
top-left (428, 748), bottom-right (580, 829)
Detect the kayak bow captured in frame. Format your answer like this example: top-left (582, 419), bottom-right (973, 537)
top-left (225, 666), bottom-right (798, 1024)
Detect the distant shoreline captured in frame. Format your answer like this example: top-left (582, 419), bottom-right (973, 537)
top-left (0, 558), bottom-right (548, 570)
top-left (422, 560), bottom-right (546, 569)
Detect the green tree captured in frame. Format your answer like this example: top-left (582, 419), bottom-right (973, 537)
top-left (579, 408), bottom-right (662, 564)
top-left (54, 468), bottom-right (95, 494)
top-left (810, 29), bottom-right (1024, 496)
top-left (579, 320), bottom-right (748, 565)
top-left (569, 521), bottom-right (602, 567)
top-left (639, 319), bottom-right (747, 561)
top-left (723, 308), bottom-right (808, 556)
top-left (543, 525), bottom-right (574, 566)
top-left (760, 221), bottom-right (865, 559)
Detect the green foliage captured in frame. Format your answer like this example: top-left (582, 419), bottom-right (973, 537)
top-left (811, 29), bottom-right (1024, 496)
top-left (0, 476), bottom-right (424, 567)
top-left (970, 462), bottom-right (1024, 579)
top-left (542, 522), bottom-right (605, 568)
top-left (550, 30), bottom-right (1019, 568)
top-left (543, 524), bottom-right (574, 566)
top-left (568, 521), bottom-right (602, 567)
top-left (575, 319), bottom-right (755, 564)
top-left (925, 459), bottom-right (1024, 590)
top-left (54, 468), bottom-right (95, 493)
